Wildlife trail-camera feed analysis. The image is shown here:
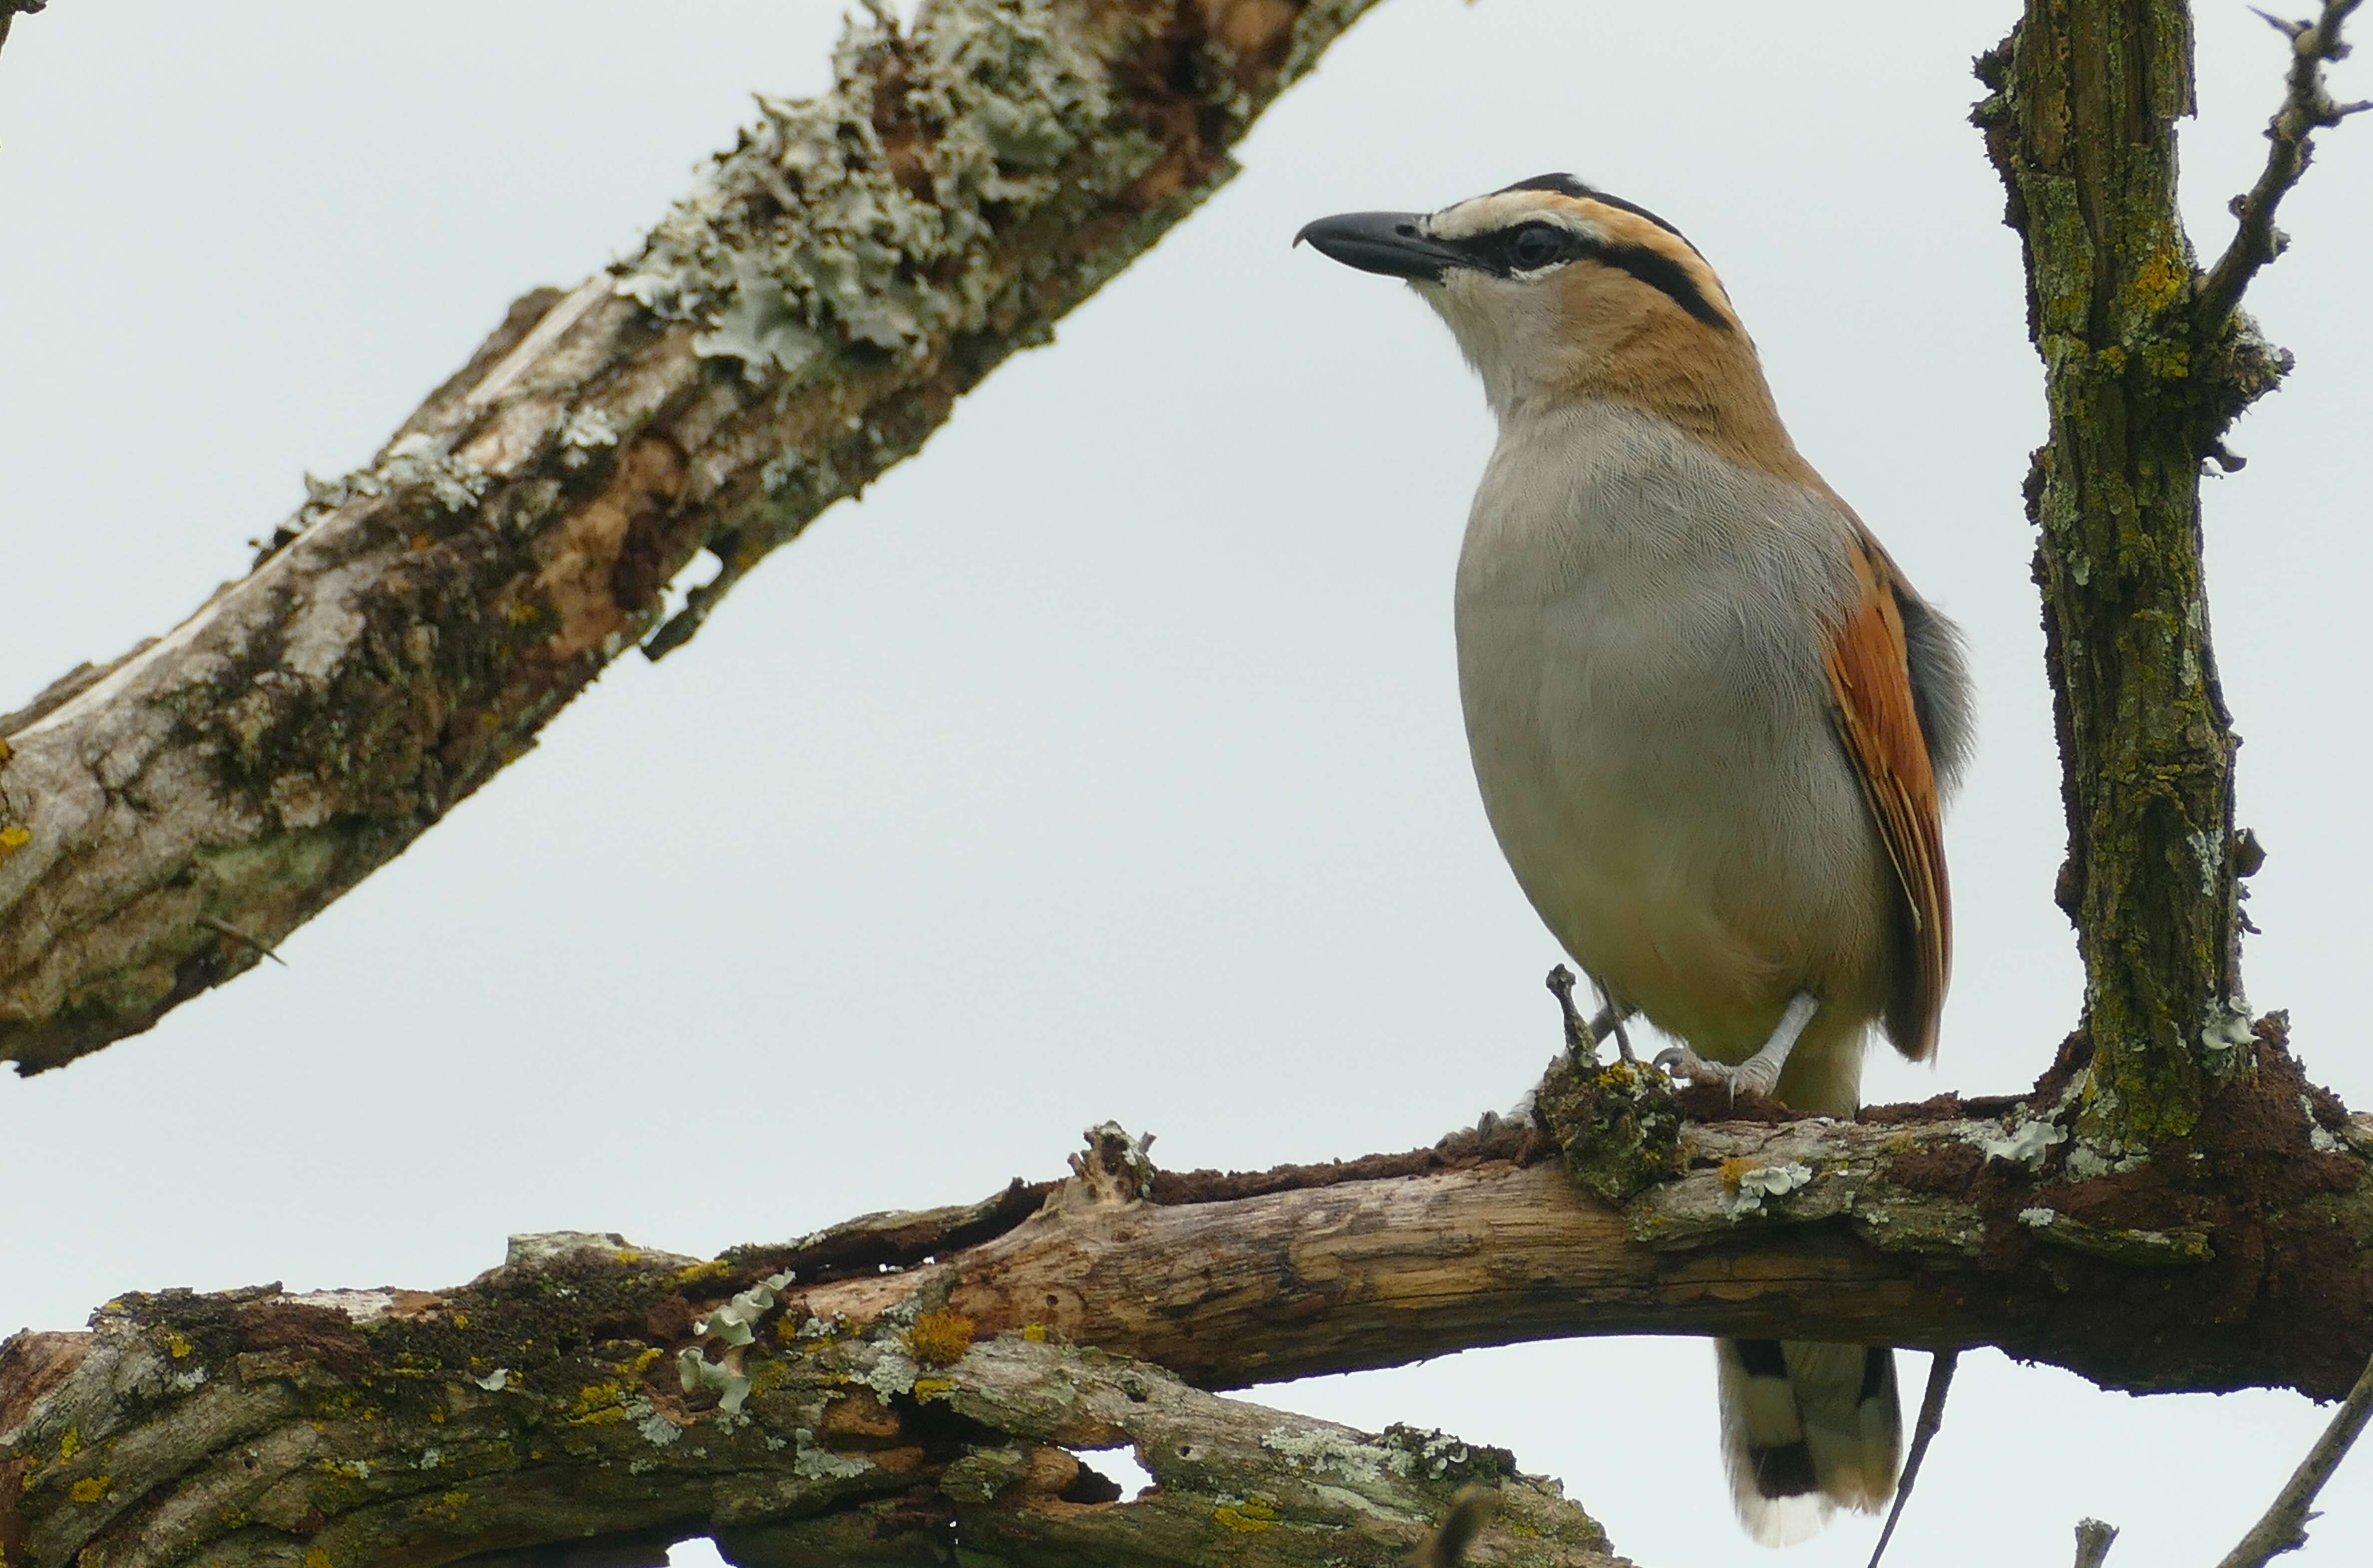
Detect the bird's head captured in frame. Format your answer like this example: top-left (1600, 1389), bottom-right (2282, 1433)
top-left (1297, 174), bottom-right (1763, 427)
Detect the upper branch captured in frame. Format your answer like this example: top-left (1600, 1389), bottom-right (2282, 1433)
top-left (0, 0), bottom-right (1385, 1076)
top-left (2196, 0), bottom-right (2370, 329)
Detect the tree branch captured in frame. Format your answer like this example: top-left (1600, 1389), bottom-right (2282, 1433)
top-left (2196, 0), bottom-right (2370, 330)
top-left (1973, 1), bottom-right (2298, 1144)
top-left (7, 1056), bottom-right (2370, 1568)
top-left (0, 0), bottom-right (1387, 1077)
top-left (2214, 1347), bottom-right (2373, 1568)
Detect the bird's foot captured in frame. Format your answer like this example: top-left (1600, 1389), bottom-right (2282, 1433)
top-left (1651, 992), bottom-right (1820, 1106)
top-left (1651, 1044), bottom-right (1781, 1102)
top-left (1474, 1090), bottom-right (1537, 1138)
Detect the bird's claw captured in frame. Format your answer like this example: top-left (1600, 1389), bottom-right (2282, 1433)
top-left (1652, 1046), bottom-right (1779, 1104)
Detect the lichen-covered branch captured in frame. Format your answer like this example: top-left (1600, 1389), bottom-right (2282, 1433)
top-left (8, 1046), bottom-right (2370, 1568)
top-left (0, 1277), bottom-right (1620, 1568)
top-left (1970, 0), bottom-right (2363, 1142)
top-left (0, 0), bottom-right (1386, 1076)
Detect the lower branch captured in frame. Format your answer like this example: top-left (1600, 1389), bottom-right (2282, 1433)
top-left (5, 1038), bottom-right (2368, 1568)
top-left (0, 1301), bottom-right (1617, 1568)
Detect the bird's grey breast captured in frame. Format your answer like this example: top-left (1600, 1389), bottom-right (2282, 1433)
top-left (1452, 402), bottom-right (1881, 1042)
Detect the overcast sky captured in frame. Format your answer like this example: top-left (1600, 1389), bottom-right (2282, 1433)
top-left (4, 2), bottom-right (2370, 1565)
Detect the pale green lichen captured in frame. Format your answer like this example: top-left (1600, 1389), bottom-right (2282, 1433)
top-left (1973, 1119), bottom-right (2067, 1171)
top-left (1718, 1161), bottom-right (1813, 1220)
top-left (615, 1), bottom-right (1143, 380)
top-left (554, 408), bottom-right (621, 449)
top-left (292, 433), bottom-right (488, 533)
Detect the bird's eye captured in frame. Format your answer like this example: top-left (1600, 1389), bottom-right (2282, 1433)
top-left (1509, 224), bottom-right (1566, 270)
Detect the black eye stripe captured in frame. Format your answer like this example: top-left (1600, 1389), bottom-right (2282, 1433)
top-left (1441, 222), bottom-right (1732, 331)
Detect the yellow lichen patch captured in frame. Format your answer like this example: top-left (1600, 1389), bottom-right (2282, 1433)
top-left (614, 1249), bottom-right (642, 1264)
top-left (571, 1381), bottom-right (626, 1425)
top-left (441, 1491), bottom-right (470, 1511)
top-left (69, 1477), bottom-right (109, 1505)
top-left (57, 1428), bottom-right (79, 1461)
top-left (2128, 247), bottom-right (2187, 315)
top-left (673, 1260), bottom-right (729, 1286)
top-left (163, 1331), bottom-right (193, 1359)
top-left (1213, 1497), bottom-right (1277, 1533)
top-left (905, 1310), bottom-right (976, 1368)
top-left (0, 825), bottom-right (29, 860)
top-left (1020, 1324), bottom-right (1048, 1343)
top-left (451, 1312), bottom-right (469, 1329)
top-left (911, 1377), bottom-right (957, 1403)
top-left (1718, 1157), bottom-right (1757, 1191)
top-left (628, 1346), bottom-right (664, 1374)
top-left (304, 1550), bottom-right (334, 1568)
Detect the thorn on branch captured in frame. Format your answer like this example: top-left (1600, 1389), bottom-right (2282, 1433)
top-left (199, 915), bottom-right (288, 966)
top-left (2199, 0), bottom-right (2368, 330)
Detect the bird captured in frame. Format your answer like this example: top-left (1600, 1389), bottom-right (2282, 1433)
top-left (1296, 174), bottom-right (1973, 1546)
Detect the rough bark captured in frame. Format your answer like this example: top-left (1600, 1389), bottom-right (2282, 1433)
top-left (1973, 1), bottom-right (2315, 1144)
top-left (8, 1056), bottom-right (2370, 1568)
top-left (0, 0), bottom-right (1383, 1076)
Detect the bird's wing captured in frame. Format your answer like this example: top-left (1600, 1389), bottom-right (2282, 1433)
top-left (1821, 526), bottom-right (1950, 1061)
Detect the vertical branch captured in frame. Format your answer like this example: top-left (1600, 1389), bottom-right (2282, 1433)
top-left (1974, 0), bottom-right (2268, 1141)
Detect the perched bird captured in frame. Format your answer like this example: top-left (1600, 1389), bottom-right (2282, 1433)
top-left (1297, 175), bottom-right (1973, 1545)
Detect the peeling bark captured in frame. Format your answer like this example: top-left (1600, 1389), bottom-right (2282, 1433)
top-left (0, 0), bottom-right (1385, 1076)
top-left (9, 1055), bottom-right (2370, 1568)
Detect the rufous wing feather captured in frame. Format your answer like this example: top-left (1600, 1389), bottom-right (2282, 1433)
top-left (1821, 530), bottom-right (1951, 1061)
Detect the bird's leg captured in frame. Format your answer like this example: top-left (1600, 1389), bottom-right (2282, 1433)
top-left (1654, 991), bottom-right (1819, 1102)
top-left (1592, 975), bottom-right (1638, 1064)
top-left (1546, 965), bottom-right (1641, 1066)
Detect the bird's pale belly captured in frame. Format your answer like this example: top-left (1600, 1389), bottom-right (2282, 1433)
top-left (1456, 610), bottom-right (1895, 1065)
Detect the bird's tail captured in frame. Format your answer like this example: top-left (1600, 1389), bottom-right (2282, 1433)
top-left (1715, 1337), bottom-right (1902, 1547)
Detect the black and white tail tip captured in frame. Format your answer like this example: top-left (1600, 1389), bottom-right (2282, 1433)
top-left (1716, 1337), bottom-right (1904, 1547)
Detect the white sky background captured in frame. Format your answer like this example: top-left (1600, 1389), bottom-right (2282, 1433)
top-left (2, 1), bottom-right (2369, 1565)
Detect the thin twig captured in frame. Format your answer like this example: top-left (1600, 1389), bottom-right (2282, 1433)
top-left (2073, 1518), bottom-right (2119, 1568)
top-left (2213, 1347), bottom-right (2373, 1568)
top-left (198, 914), bottom-right (288, 966)
top-left (2197, 0), bottom-right (2370, 328)
top-left (1866, 1349), bottom-right (1960, 1568)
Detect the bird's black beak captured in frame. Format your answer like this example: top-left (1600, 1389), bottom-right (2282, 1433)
top-left (1294, 211), bottom-right (1460, 282)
